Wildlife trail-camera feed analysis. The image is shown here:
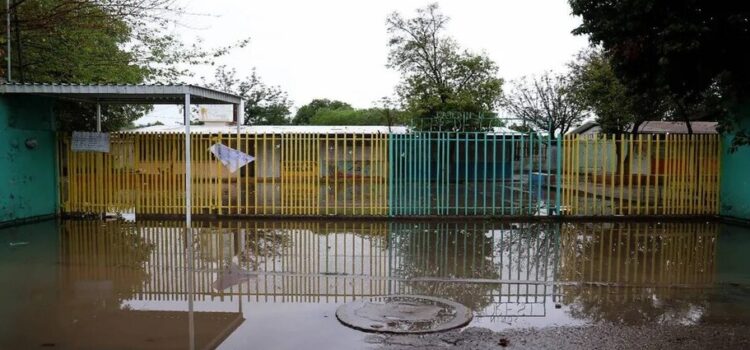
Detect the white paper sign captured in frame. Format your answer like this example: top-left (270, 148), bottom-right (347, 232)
top-left (209, 143), bottom-right (255, 173)
top-left (71, 131), bottom-right (110, 153)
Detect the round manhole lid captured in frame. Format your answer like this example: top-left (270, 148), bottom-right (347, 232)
top-left (336, 295), bottom-right (472, 334)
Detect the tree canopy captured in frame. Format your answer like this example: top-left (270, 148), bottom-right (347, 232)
top-left (205, 66), bottom-right (293, 125)
top-left (569, 0), bottom-right (750, 145)
top-left (1, 0), bottom-right (248, 131)
top-left (503, 72), bottom-right (587, 137)
top-left (567, 48), bottom-right (647, 134)
top-left (386, 3), bottom-right (503, 130)
top-left (309, 107), bottom-right (389, 126)
top-left (292, 99), bottom-right (352, 125)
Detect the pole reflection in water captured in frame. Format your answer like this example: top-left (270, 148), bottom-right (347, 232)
top-left (57, 219), bottom-right (726, 332)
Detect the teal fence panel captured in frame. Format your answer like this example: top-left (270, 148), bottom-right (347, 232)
top-left (388, 132), bottom-right (555, 217)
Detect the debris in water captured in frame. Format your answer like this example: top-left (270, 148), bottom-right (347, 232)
top-left (9, 241), bottom-right (29, 247)
top-left (499, 338), bottom-right (509, 347)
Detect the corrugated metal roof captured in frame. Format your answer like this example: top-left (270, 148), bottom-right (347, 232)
top-left (569, 121), bottom-right (718, 135)
top-left (126, 124), bottom-right (525, 135)
top-left (128, 124), bottom-right (411, 134)
top-left (637, 121), bottom-right (717, 134)
top-left (0, 82), bottom-right (241, 105)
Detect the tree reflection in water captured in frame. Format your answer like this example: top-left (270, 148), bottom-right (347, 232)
top-left (389, 222), bottom-right (559, 312)
top-left (55, 220), bottom-right (727, 326)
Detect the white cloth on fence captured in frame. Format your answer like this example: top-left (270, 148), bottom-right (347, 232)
top-left (208, 143), bottom-right (255, 173)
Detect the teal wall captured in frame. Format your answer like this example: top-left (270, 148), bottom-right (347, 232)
top-left (720, 115), bottom-right (750, 221)
top-left (0, 96), bottom-right (58, 224)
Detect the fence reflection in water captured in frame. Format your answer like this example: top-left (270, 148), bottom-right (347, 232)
top-left (59, 220), bottom-right (719, 321)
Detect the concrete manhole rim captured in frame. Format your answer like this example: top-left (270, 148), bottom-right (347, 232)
top-left (336, 295), bottom-right (473, 334)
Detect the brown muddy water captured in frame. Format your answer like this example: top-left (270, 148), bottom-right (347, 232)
top-left (1, 219), bottom-right (749, 349)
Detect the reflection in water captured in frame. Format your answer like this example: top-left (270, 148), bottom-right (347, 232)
top-left (559, 222), bottom-right (719, 324)
top-left (57, 220), bottom-right (726, 323)
top-left (4, 219), bottom-right (745, 349)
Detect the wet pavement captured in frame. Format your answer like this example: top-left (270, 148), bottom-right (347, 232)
top-left (1, 219), bottom-right (749, 349)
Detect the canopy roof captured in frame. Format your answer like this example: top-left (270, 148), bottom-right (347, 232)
top-left (0, 83), bottom-right (241, 105)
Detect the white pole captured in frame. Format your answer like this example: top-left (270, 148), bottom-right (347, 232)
top-left (183, 93), bottom-right (194, 350)
top-left (236, 100), bottom-right (243, 134)
top-left (184, 93), bottom-right (192, 227)
top-left (96, 103), bottom-right (102, 132)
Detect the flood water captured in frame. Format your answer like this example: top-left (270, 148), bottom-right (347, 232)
top-left (1, 219), bottom-right (750, 349)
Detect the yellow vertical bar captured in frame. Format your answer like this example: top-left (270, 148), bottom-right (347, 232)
top-left (281, 133), bottom-right (287, 215)
top-left (582, 135), bottom-right (592, 215)
top-left (664, 135), bottom-right (671, 214)
top-left (618, 135), bottom-right (625, 215)
top-left (702, 135), bottom-right (709, 214)
top-left (369, 134), bottom-right (374, 215)
top-left (285, 133), bottom-right (289, 215)
top-left (343, 133), bottom-right (348, 215)
top-left (592, 136), bottom-right (598, 215)
top-left (140, 133), bottom-right (146, 214)
top-left (253, 133), bottom-right (258, 215)
top-left (636, 134), bottom-right (643, 214)
top-left (324, 133), bottom-right (329, 215)
top-left (157, 133), bottom-right (163, 214)
top-left (654, 135), bottom-right (661, 214)
top-left (698, 135), bottom-right (705, 214)
top-left (645, 135), bottom-right (652, 215)
top-left (244, 132), bottom-right (249, 215)
top-left (673, 135), bottom-right (680, 215)
top-left (261, 133), bottom-right (266, 215)
top-left (576, 135), bottom-right (581, 215)
top-left (609, 134), bottom-right (615, 216)
top-left (680, 135), bottom-right (687, 215)
top-left (689, 135), bottom-right (706, 214)
top-left (360, 133), bottom-right (365, 216)
top-left (271, 133), bottom-right (277, 215)
top-left (627, 134), bottom-right (634, 215)
top-left (299, 133), bottom-right (303, 215)
top-left (235, 133), bottom-right (240, 214)
top-left (158, 133), bottom-right (164, 214)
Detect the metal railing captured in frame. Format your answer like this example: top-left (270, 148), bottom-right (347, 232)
top-left (561, 134), bottom-right (720, 215)
top-left (388, 132), bottom-right (554, 216)
top-left (58, 131), bottom-right (720, 217)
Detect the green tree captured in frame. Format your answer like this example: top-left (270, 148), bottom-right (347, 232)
top-left (206, 65), bottom-right (292, 125)
top-left (292, 99), bottom-right (352, 125)
top-left (503, 71), bottom-right (587, 137)
top-left (567, 49), bottom-right (642, 134)
top-left (309, 107), bottom-right (388, 125)
top-left (386, 3), bottom-right (503, 130)
top-left (568, 49), bottom-right (670, 172)
top-left (1, 0), bottom-right (248, 131)
top-left (569, 0), bottom-right (750, 146)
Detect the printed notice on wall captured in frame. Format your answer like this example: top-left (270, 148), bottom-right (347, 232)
top-left (71, 131), bottom-right (110, 153)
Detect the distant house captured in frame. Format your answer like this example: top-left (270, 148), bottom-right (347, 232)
top-left (569, 121), bottom-right (718, 135)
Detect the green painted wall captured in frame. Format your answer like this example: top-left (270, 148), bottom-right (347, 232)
top-left (0, 96), bottom-right (58, 224)
top-left (720, 110), bottom-right (750, 221)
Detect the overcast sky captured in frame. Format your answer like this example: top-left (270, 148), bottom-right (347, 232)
top-left (142, 0), bottom-right (589, 125)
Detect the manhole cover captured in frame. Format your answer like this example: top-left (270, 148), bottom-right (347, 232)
top-left (336, 295), bottom-right (472, 334)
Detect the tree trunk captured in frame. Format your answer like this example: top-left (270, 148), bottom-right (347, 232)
top-left (684, 117), bottom-right (693, 134)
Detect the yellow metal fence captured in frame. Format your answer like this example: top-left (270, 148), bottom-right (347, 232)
top-left (58, 132), bottom-right (388, 216)
top-left (58, 131), bottom-right (721, 217)
top-left (561, 134), bottom-right (720, 216)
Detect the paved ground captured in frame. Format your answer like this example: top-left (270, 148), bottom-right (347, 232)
top-left (365, 323), bottom-right (750, 350)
